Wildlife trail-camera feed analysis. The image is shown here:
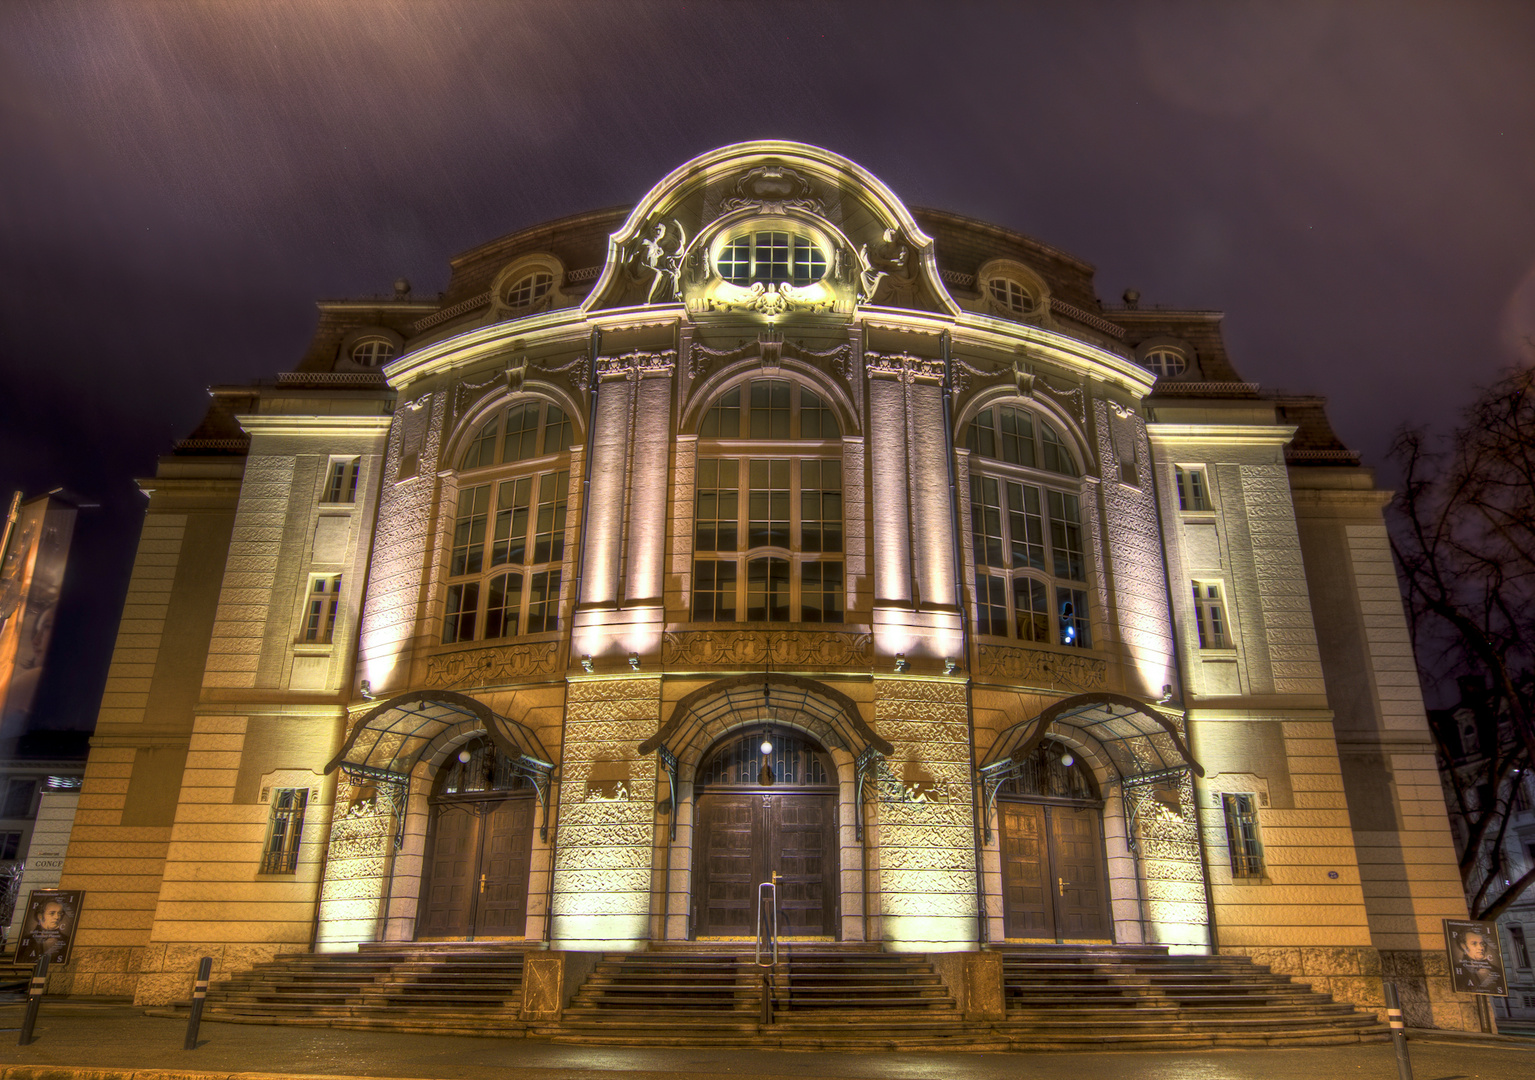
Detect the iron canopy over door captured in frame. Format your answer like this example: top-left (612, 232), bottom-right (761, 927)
top-left (417, 738), bottom-right (536, 939)
top-left (997, 741), bottom-right (1112, 941)
top-left (692, 729), bottom-right (839, 939)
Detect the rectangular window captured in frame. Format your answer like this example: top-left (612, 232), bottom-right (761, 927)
top-left (261, 788), bottom-right (308, 874)
top-left (749, 381), bottom-right (791, 438)
top-left (801, 562), bottom-right (844, 623)
top-left (692, 559), bottom-right (738, 621)
top-left (1193, 582), bottom-right (1230, 649)
top-left (800, 389), bottom-right (836, 439)
top-left (1510, 925), bottom-right (1531, 969)
top-left (0, 832), bottom-right (20, 860)
top-left (542, 406), bottom-right (573, 454)
top-left (747, 459), bottom-right (791, 548)
top-left (1047, 491), bottom-right (1084, 581)
top-left (324, 458), bottom-right (360, 504)
top-left (1014, 576), bottom-right (1050, 643)
top-left (443, 581), bottom-right (479, 644)
top-left (970, 476), bottom-right (1005, 568)
top-left (1059, 586), bottom-right (1091, 648)
top-left (1221, 793), bottom-right (1264, 877)
top-left (998, 407), bottom-right (1036, 467)
top-left (450, 484), bottom-right (492, 576)
top-left (975, 573), bottom-right (1008, 637)
top-left (531, 471), bottom-right (569, 564)
top-left (1176, 466), bottom-right (1209, 511)
top-left (695, 459), bottom-right (739, 552)
top-left (490, 477), bottom-right (532, 567)
top-left (1007, 481), bottom-right (1046, 571)
top-left (746, 557), bottom-right (791, 621)
top-left (302, 575), bottom-right (342, 643)
top-left (800, 459), bottom-right (842, 553)
top-left (525, 570), bottom-right (561, 633)
top-left (484, 572), bottom-right (522, 639)
top-left (501, 401), bottom-right (541, 463)
top-left (1, 780), bottom-right (34, 820)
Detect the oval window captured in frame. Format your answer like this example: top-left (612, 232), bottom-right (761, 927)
top-left (717, 231), bottom-right (827, 287)
top-left (350, 338), bottom-right (395, 367)
top-left (1143, 347), bottom-right (1187, 378)
top-left (987, 277), bottom-right (1036, 316)
top-left (505, 271), bottom-right (554, 309)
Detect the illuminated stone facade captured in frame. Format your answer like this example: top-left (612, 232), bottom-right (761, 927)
top-left (56, 142), bottom-right (1474, 1028)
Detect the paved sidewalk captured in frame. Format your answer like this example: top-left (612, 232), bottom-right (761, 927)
top-left (0, 1002), bottom-right (1530, 1080)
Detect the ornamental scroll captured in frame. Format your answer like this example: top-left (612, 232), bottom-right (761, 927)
top-left (662, 630), bottom-right (872, 670)
top-left (424, 641), bottom-right (562, 688)
top-left (977, 644), bottom-right (1107, 691)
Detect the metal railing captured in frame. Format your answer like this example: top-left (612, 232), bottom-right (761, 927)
top-left (755, 873), bottom-right (779, 1025)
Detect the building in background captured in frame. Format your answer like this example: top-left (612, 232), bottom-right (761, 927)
top-left (1430, 681), bottom-right (1535, 1028)
top-left (54, 142), bottom-right (1476, 1029)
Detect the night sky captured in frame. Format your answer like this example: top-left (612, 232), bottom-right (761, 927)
top-left (3, 2), bottom-right (1533, 731)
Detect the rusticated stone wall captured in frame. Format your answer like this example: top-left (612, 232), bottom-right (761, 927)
top-left (551, 676), bottom-right (660, 949)
top-left (871, 677), bottom-right (978, 950)
top-left (314, 780), bottom-right (396, 951)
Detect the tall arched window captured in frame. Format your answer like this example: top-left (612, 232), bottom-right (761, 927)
top-left (443, 400), bottom-right (575, 644)
top-left (692, 379), bottom-right (844, 624)
top-left (965, 404), bottom-right (1091, 648)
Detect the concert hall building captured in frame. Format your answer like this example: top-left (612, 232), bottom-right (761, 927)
top-left (55, 142), bottom-right (1477, 1029)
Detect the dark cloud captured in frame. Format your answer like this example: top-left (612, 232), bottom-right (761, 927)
top-left (2, 1), bottom-right (1533, 726)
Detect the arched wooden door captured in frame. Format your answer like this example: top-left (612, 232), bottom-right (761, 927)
top-left (997, 741), bottom-right (1112, 940)
top-left (418, 737), bottom-right (535, 939)
top-left (692, 728), bottom-right (838, 938)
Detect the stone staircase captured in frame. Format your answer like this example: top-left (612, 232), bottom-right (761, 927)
top-left (150, 940), bottom-right (1389, 1050)
top-left (994, 944), bottom-right (1390, 1049)
top-left (184, 942), bottom-right (534, 1035)
top-left (538, 943), bottom-right (986, 1050)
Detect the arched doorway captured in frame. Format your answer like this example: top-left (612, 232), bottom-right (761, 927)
top-left (691, 727), bottom-right (839, 939)
top-left (996, 739), bottom-right (1111, 940)
top-left (417, 736), bottom-right (536, 939)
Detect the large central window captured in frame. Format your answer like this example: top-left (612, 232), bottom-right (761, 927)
top-left (716, 231), bottom-right (827, 288)
top-left (966, 403), bottom-right (1091, 648)
top-left (692, 379), bottom-right (844, 624)
top-left (443, 399), bottom-right (574, 644)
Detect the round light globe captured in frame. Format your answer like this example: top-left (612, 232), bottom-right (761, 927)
top-left (1060, 752), bottom-right (1075, 767)
top-left (760, 738), bottom-right (774, 755)
top-left (457, 749), bottom-right (472, 763)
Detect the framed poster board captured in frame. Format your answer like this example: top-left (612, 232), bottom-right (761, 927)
top-left (13, 889), bottom-right (82, 968)
top-left (1444, 918), bottom-right (1507, 996)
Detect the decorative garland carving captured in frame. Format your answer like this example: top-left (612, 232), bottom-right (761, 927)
top-left (977, 644), bottom-right (1107, 691)
top-left (424, 640), bottom-right (562, 687)
top-left (596, 349), bottom-right (677, 381)
top-left (865, 351), bottom-right (944, 384)
top-left (1036, 377), bottom-right (1087, 423)
top-left (717, 165), bottom-right (826, 217)
top-left (662, 630), bottom-right (872, 669)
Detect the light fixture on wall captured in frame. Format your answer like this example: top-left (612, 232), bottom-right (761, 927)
top-left (359, 680), bottom-right (375, 701)
top-left (894, 654), bottom-right (908, 673)
top-left (628, 652), bottom-right (641, 671)
top-left (580, 655), bottom-right (594, 673)
top-left (944, 657), bottom-right (957, 675)
top-left (1157, 684), bottom-right (1174, 703)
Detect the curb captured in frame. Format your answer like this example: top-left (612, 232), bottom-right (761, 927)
top-left (1404, 1027), bottom-right (1535, 1048)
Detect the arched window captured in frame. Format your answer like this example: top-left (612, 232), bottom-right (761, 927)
top-left (435, 736), bottom-right (532, 797)
top-left (351, 338), bottom-right (395, 367)
top-left (443, 399), bottom-right (574, 645)
top-left (1002, 740), bottom-right (1099, 802)
top-left (697, 728), bottom-right (833, 788)
top-left (987, 276), bottom-right (1037, 316)
top-left (716, 231), bottom-right (827, 288)
top-left (1141, 347), bottom-right (1187, 379)
top-left (966, 405), bottom-right (1091, 649)
top-left (503, 271), bottom-right (554, 310)
top-left (692, 380), bottom-right (843, 624)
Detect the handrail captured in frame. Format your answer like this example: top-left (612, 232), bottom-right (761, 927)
top-left (754, 874), bottom-right (779, 968)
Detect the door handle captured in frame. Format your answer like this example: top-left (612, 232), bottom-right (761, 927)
top-left (1058, 876), bottom-right (1066, 897)
top-left (480, 873), bottom-right (487, 894)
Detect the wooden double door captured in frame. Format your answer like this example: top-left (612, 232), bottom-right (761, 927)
top-left (418, 795), bottom-right (534, 938)
top-left (998, 800), bottom-right (1111, 940)
top-left (693, 791), bottom-right (838, 938)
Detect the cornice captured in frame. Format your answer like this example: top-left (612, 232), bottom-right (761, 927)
top-left (237, 414), bottom-right (395, 438)
top-left (1146, 423), bottom-right (1298, 446)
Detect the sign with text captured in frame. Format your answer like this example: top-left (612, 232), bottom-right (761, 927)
top-left (1444, 918), bottom-right (1507, 996)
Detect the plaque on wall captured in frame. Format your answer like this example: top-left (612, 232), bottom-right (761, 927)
top-left (13, 889), bottom-right (84, 968)
top-left (1443, 918), bottom-right (1507, 996)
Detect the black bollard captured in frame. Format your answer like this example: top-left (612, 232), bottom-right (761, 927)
top-left (17, 954), bottom-right (50, 1046)
top-left (1382, 980), bottom-right (1413, 1080)
top-left (183, 955), bottom-right (213, 1050)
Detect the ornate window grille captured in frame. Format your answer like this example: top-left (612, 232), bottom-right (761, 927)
top-left (261, 788), bottom-right (308, 874)
top-left (1221, 793), bottom-right (1264, 877)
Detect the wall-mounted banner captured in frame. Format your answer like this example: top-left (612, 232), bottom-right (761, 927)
top-left (14, 889), bottom-right (83, 968)
top-left (1444, 918), bottom-right (1507, 996)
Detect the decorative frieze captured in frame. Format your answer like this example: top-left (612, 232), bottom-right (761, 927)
top-left (865, 351), bottom-right (945, 384)
top-left (661, 629), bottom-right (871, 670)
top-left (977, 644), bottom-right (1108, 690)
top-left (423, 641), bottom-right (562, 688)
top-left (596, 349), bottom-right (677, 381)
